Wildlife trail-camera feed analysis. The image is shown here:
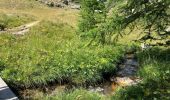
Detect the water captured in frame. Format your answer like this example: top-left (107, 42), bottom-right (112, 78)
top-left (87, 52), bottom-right (141, 95)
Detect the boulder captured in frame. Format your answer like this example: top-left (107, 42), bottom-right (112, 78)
top-left (63, 0), bottom-right (69, 5)
top-left (54, 2), bottom-right (65, 8)
top-left (70, 4), bottom-right (80, 10)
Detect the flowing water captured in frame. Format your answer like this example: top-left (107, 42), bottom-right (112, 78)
top-left (87, 52), bottom-right (141, 95)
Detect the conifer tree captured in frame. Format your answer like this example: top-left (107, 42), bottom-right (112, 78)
top-left (79, 0), bottom-right (106, 37)
top-left (79, 0), bottom-right (170, 44)
top-left (106, 0), bottom-right (170, 41)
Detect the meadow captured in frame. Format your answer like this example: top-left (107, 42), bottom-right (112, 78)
top-left (0, 21), bottom-right (127, 88)
top-left (0, 13), bottom-right (35, 30)
top-left (0, 0), bottom-right (169, 100)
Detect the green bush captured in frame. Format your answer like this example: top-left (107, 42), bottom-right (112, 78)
top-left (0, 21), bottom-right (126, 88)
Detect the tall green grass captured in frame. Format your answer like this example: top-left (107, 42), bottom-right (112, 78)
top-left (0, 21), bottom-right (126, 88)
top-left (112, 47), bottom-right (170, 100)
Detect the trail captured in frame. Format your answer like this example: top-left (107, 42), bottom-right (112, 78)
top-left (0, 21), bottom-right (40, 35)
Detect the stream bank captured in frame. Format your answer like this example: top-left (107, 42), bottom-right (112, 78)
top-left (16, 51), bottom-right (141, 99)
top-left (86, 51), bottom-right (141, 95)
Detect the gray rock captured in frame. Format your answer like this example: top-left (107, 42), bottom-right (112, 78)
top-left (37, 0), bottom-right (80, 9)
top-left (63, 0), bottom-right (69, 5)
top-left (115, 77), bottom-right (139, 86)
top-left (166, 26), bottom-right (170, 32)
top-left (96, 87), bottom-right (104, 92)
top-left (70, 4), bottom-right (81, 9)
top-left (55, 2), bottom-right (65, 8)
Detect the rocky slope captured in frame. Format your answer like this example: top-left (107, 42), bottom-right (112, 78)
top-left (36, 0), bottom-right (80, 9)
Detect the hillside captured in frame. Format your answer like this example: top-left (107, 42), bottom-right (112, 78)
top-left (0, 0), bottom-right (169, 100)
top-left (0, 0), bottom-right (79, 27)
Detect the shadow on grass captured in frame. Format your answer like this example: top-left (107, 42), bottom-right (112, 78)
top-left (0, 60), bottom-right (5, 72)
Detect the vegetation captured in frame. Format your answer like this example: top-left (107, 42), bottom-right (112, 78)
top-left (79, 0), bottom-right (170, 43)
top-left (79, 0), bottom-right (106, 33)
top-left (0, 21), bottom-right (126, 88)
top-left (112, 47), bottom-right (170, 100)
top-left (0, 0), bottom-right (79, 27)
top-left (19, 88), bottom-right (109, 100)
top-left (45, 89), bottom-right (108, 100)
top-left (0, 0), bottom-right (169, 99)
top-left (0, 13), bottom-right (35, 30)
top-left (0, 0), bottom-right (43, 10)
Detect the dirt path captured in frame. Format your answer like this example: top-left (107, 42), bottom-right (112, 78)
top-left (0, 21), bottom-right (40, 35)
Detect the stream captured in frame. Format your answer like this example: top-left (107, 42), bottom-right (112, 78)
top-left (86, 52), bottom-right (141, 95)
top-left (19, 52), bottom-right (141, 99)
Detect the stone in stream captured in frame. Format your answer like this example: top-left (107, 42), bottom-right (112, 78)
top-left (125, 59), bottom-right (138, 66)
top-left (115, 77), bottom-right (137, 86)
top-left (125, 54), bottom-right (135, 59)
top-left (88, 86), bottom-right (104, 93)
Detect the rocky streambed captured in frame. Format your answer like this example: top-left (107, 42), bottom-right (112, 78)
top-left (85, 52), bottom-right (141, 95)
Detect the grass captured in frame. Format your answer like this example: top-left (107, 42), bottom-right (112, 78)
top-left (112, 47), bottom-right (170, 100)
top-left (19, 88), bottom-right (109, 100)
top-left (0, 0), bottom-right (44, 10)
top-left (0, 21), bottom-right (126, 88)
top-left (1, 0), bottom-right (169, 99)
top-left (0, 0), bottom-right (79, 27)
top-left (0, 13), bottom-right (35, 30)
top-left (45, 89), bottom-right (109, 100)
